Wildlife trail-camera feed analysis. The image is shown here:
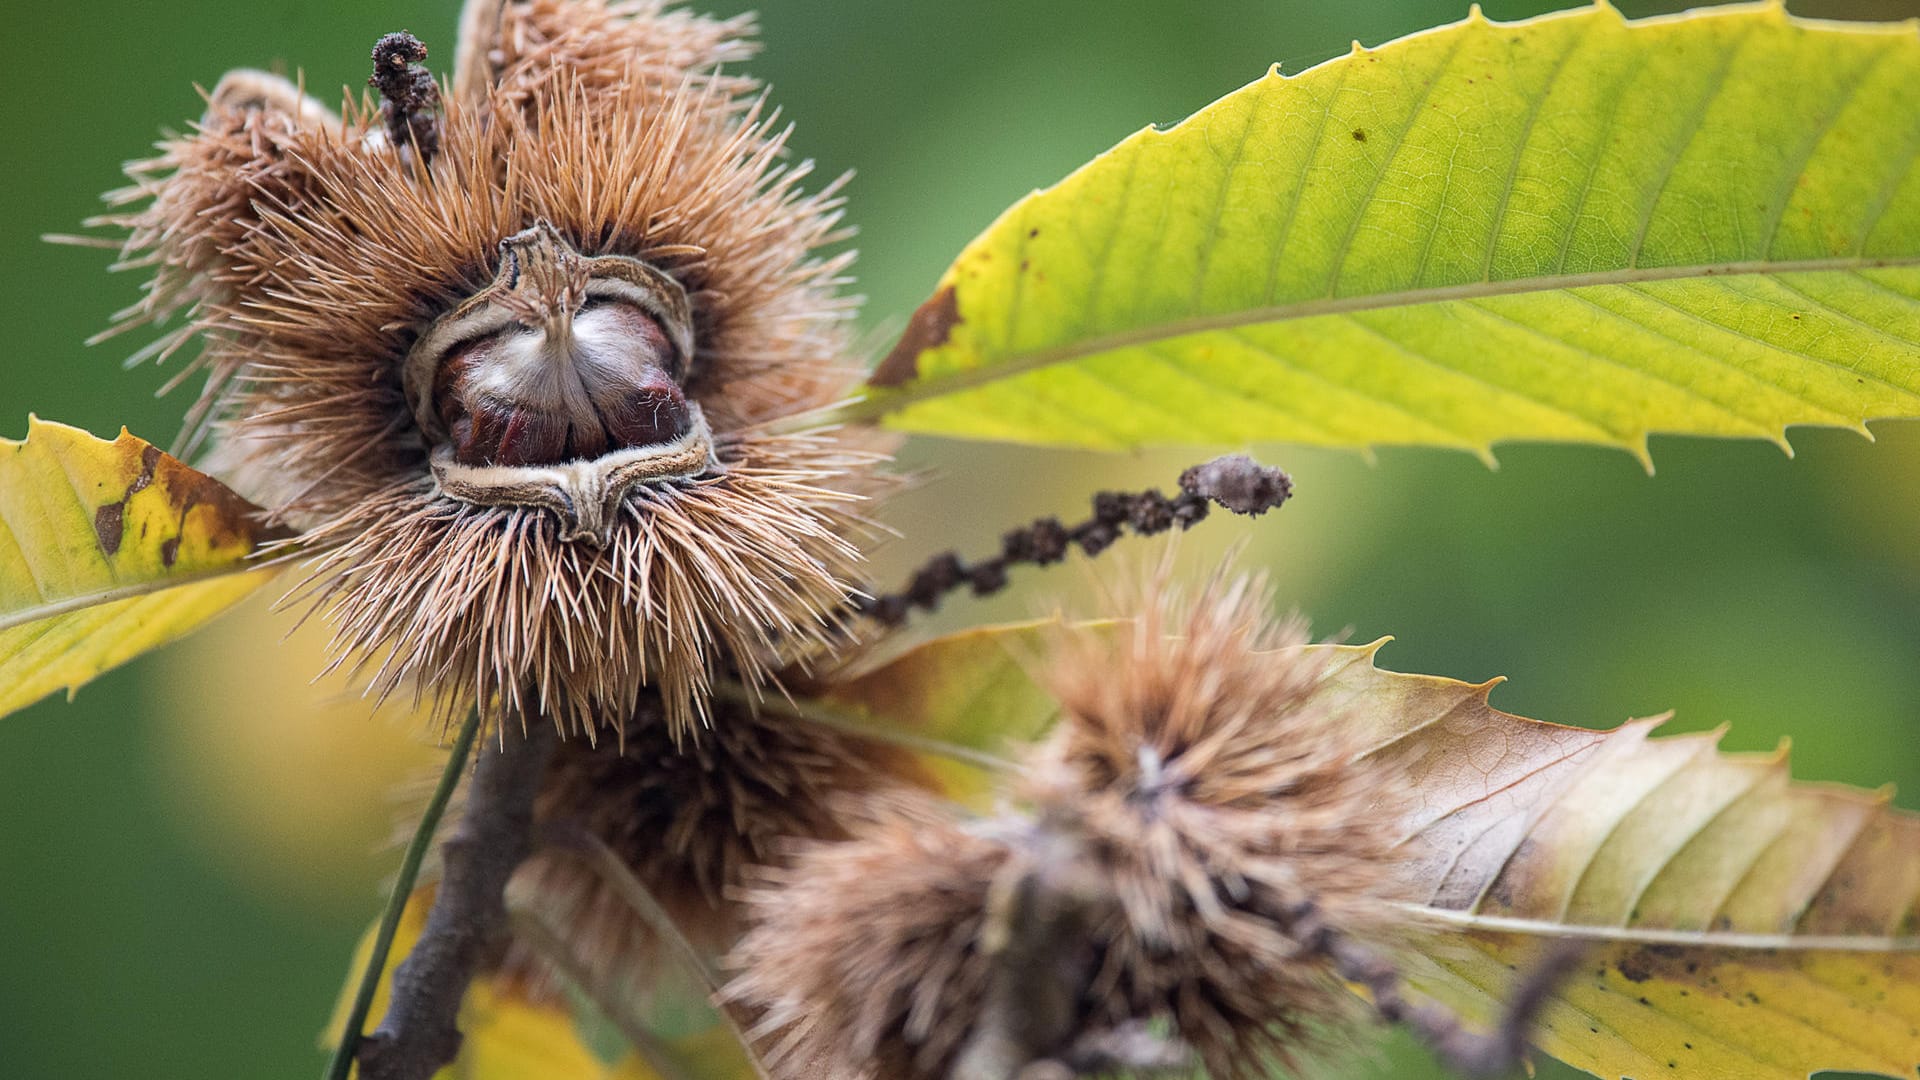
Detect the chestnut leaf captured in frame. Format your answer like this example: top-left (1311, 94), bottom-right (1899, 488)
top-left (855, 3), bottom-right (1920, 467)
top-left (0, 417), bottom-right (282, 718)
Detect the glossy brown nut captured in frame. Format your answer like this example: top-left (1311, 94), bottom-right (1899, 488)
top-left (432, 300), bottom-right (692, 468)
top-left (602, 378), bottom-right (694, 450)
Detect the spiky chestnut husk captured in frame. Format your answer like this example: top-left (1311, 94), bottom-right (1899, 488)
top-left (96, 0), bottom-right (885, 733)
top-left (728, 794), bottom-right (1010, 1080)
top-left (1027, 572), bottom-right (1406, 1079)
top-left (499, 691), bottom-right (933, 1000)
top-left (728, 573), bottom-right (1410, 1080)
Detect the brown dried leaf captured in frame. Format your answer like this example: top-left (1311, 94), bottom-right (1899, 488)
top-left (1317, 642), bottom-right (1920, 1080)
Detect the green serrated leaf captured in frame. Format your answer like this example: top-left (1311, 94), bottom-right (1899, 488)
top-left (858, 3), bottom-right (1920, 464)
top-left (0, 416), bottom-right (279, 717)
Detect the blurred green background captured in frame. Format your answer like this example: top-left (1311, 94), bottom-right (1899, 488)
top-left (5, 0), bottom-right (1919, 1077)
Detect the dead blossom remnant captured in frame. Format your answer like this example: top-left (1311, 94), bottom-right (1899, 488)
top-left (96, 0), bottom-right (890, 736)
top-left (368, 32), bottom-right (442, 163)
top-left (859, 453), bottom-right (1292, 626)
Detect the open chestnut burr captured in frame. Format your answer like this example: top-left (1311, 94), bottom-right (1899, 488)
top-left (404, 220), bottom-right (700, 468)
top-left (400, 221), bottom-right (718, 544)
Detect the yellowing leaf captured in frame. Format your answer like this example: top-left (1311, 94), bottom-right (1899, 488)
top-left (808, 621), bottom-right (1064, 800)
top-left (0, 417), bottom-right (280, 717)
top-left (859, 4), bottom-right (1920, 463)
top-left (821, 622), bottom-right (1059, 746)
top-left (441, 981), bottom-right (616, 1080)
top-left (821, 622), bottom-right (1920, 1078)
top-left (1315, 642), bottom-right (1920, 1080)
top-left (604, 1024), bottom-right (761, 1080)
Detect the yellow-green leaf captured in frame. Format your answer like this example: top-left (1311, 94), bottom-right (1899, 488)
top-left (859, 4), bottom-right (1920, 463)
top-left (822, 623), bottom-right (1920, 1078)
top-left (808, 621), bottom-right (1064, 799)
top-left (0, 417), bottom-right (280, 717)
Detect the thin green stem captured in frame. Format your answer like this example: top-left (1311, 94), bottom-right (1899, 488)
top-left (324, 710), bottom-right (480, 1080)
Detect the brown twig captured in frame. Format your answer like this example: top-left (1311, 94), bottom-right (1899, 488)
top-left (1289, 898), bottom-right (1583, 1078)
top-left (324, 712), bottom-right (479, 1080)
top-left (859, 453), bottom-right (1292, 627)
top-left (356, 723), bottom-right (558, 1080)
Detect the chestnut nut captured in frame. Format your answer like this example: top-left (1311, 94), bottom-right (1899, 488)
top-left (403, 221), bottom-right (698, 469)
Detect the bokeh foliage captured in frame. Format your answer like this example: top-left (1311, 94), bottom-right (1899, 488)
top-left (2, 1), bottom-right (1917, 1078)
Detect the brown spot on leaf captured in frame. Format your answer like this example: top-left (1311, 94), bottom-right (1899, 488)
top-left (94, 503), bottom-right (126, 557)
top-left (1352, 128), bottom-right (1367, 141)
top-left (870, 285), bottom-right (962, 389)
top-left (160, 535), bottom-right (182, 568)
top-left (133, 445), bottom-right (162, 493)
top-left (92, 444), bottom-right (164, 557)
top-left (1618, 950), bottom-right (1655, 983)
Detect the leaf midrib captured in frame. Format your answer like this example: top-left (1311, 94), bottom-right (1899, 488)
top-left (0, 564), bottom-right (271, 632)
top-left (853, 254), bottom-right (1920, 419)
top-left (1395, 904), bottom-right (1920, 952)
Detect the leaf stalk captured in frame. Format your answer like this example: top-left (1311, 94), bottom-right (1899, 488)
top-left (323, 710), bottom-right (479, 1080)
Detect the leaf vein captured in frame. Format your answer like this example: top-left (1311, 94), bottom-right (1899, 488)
top-left (1325, 31), bottom-right (1471, 298)
top-left (1480, 22), bottom-right (1588, 282)
top-left (1625, 23), bottom-right (1759, 269)
top-left (1759, 43), bottom-right (1892, 259)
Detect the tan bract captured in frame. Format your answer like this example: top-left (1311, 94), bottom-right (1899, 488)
top-left (729, 572), bottom-right (1409, 1079)
top-left (97, 0), bottom-right (890, 734)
